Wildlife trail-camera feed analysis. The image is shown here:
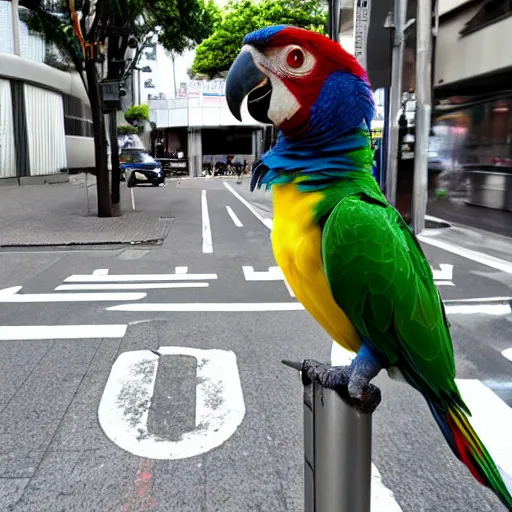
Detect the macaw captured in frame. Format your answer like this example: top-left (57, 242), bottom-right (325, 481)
top-left (225, 25), bottom-right (512, 510)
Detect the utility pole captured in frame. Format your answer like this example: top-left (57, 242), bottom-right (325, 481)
top-left (385, 0), bottom-right (408, 207)
top-left (412, 0), bottom-right (433, 234)
top-left (11, 0), bottom-right (21, 55)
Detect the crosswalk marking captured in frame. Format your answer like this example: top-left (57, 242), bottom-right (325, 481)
top-left (55, 283), bottom-right (209, 291)
top-left (0, 325), bottom-right (127, 340)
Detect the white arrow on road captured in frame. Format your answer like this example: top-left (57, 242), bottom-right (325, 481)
top-left (0, 286), bottom-right (146, 303)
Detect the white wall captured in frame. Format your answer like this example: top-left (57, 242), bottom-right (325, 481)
top-left (438, 0), bottom-right (474, 17)
top-left (25, 84), bottom-right (67, 175)
top-left (435, 5), bottom-right (512, 87)
top-left (0, 78), bottom-right (16, 178)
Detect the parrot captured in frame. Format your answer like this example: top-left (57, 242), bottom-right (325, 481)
top-left (224, 25), bottom-right (512, 510)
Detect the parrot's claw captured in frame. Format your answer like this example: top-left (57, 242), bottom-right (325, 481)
top-left (301, 359), bottom-right (382, 414)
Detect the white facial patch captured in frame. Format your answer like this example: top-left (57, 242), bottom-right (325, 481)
top-left (267, 74), bottom-right (301, 126)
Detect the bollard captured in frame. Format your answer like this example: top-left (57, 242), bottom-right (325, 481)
top-left (284, 360), bottom-right (376, 512)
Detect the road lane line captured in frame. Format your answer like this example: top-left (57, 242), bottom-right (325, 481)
top-left (0, 324), bottom-right (127, 340)
top-left (223, 182), bottom-right (273, 229)
top-left (201, 190), bottom-right (213, 253)
top-left (418, 235), bottom-right (512, 274)
top-left (93, 269), bottom-right (109, 276)
top-left (0, 286), bottom-right (146, 302)
top-left (175, 266), bottom-right (188, 274)
top-left (55, 283), bottom-right (209, 291)
top-left (503, 349), bottom-right (512, 362)
top-left (226, 206), bottom-right (243, 227)
top-left (65, 273), bottom-right (218, 282)
top-left (107, 302), bottom-right (306, 312)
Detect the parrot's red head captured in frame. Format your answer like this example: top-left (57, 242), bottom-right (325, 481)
top-left (226, 26), bottom-right (374, 139)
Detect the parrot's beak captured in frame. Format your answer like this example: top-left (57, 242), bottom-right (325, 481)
top-left (226, 50), bottom-right (273, 124)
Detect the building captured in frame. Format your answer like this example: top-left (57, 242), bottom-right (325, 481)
top-left (149, 79), bottom-right (267, 177)
top-left (433, 0), bottom-right (512, 167)
top-left (0, 0), bottom-right (94, 185)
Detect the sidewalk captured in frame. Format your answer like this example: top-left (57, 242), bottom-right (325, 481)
top-left (428, 196), bottom-right (512, 239)
top-left (0, 174), bottom-right (175, 247)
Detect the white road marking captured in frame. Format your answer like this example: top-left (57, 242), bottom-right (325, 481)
top-left (242, 265), bottom-right (296, 297)
top-left (98, 347), bottom-right (246, 460)
top-left (226, 206), bottom-right (243, 227)
top-left (445, 296), bottom-right (512, 302)
top-left (93, 269), bottom-right (109, 276)
top-left (444, 304), bottom-right (511, 315)
top-left (0, 324), bottom-right (127, 340)
top-left (371, 465), bottom-right (404, 512)
top-left (201, 190), bottom-right (213, 254)
top-left (242, 266), bottom-right (283, 281)
top-left (502, 348), bottom-right (512, 362)
top-left (418, 235), bottom-right (512, 274)
top-left (55, 283), bottom-right (209, 291)
top-left (223, 182), bottom-right (273, 229)
top-left (107, 302), bottom-right (306, 312)
top-left (65, 273), bottom-right (218, 282)
top-left (0, 286), bottom-right (145, 303)
top-left (457, 380), bottom-right (512, 479)
top-left (431, 264), bottom-right (453, 281)
top-left (175, 266), bottom-right (188, 274)
top-left (435, 281), bottom-right (455, 287)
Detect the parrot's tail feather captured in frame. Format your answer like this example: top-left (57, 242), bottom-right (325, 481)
top-left (427, 396), bottom-right (512, 510)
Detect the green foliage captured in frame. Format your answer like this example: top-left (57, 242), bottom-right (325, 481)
top-left (192, 0), bottom-right (328, 77)
top-left (154, 0), bottom-right (221, 54)
top-left (118, 124), bottom-right (141, 135)
top-left (124, 104), bottom-right (150, 123)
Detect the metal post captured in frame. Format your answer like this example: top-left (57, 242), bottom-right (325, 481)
top-left (412, 0), bottom-right (433, 234)
top-left (385, 0), bottom-right (408, 207)
top-left (11, 0), bottom-right (21, 56)
top-left (137, 69), bottom-right (141, 105)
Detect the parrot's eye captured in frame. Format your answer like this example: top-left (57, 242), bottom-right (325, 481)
top-left (287, 49), bottom-right (305, 69)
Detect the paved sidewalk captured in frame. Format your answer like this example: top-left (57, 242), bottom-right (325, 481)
top-left (0, 174), bottom-right (175, 247)
top-left (428, 196), bottom-right (512, 239)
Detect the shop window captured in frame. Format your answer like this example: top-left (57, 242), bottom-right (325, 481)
top-left (460, 0), bottom-right (512, 36)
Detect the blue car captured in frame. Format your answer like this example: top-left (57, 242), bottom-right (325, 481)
top-left (120, 149), bottom-right (165, 187)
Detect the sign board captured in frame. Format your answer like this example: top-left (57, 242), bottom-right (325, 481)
top-left (353, 0), bottom-right (371, 68)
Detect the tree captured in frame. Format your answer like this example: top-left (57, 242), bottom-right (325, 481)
top-left (192, 0), bottom-right (328, 78)
top-left (20, 0), bottom-right (217, 217)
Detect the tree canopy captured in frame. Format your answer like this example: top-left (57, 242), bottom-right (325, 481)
top-left (192, 0), bottom-right (328, 78)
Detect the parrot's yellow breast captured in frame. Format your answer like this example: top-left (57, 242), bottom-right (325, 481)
top-left (271, 182), bottom-right (361, 353)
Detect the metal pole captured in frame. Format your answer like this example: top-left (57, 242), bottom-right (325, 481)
top-left (11, 0), bottom-right (21, 56)
top-left (385, 0), bottom-right (407, 207)
top-left (304, 382), bottom-right (372, 512)
top-left (412, 0), bottom-right (433, 234)
top-left (137, 69), bottom-right (141, 105)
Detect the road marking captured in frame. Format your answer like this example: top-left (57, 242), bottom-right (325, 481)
top-left (226, 206), bottom-right (243, 227)
top-left (457, 380), bottom-right (512, 479)
top-left (55, 283), bottom-right (209, 291)
top-left (98, 347), bottom-right (246, 460)
top-left (418, 235), bottom-right (512, 274)
top-left (435, 281), bottom-right (455, 287)
top-left (175, 266), bottom-right (188, 274)
top-left (331, 343), bottom-right (512, 481)
top-left (0, 286), bottom-right (146, 303)
top-left (65, 273), bottom-right (218, 282)
top-left (444, 304), bottom-right (511, 315)
top-left (242, 265), bottom-right (296, 297)
top-left (107, 302), bottom-right (306, 312)
top-left (242, 266), bottom-right (283, 281)
top-left (201, 190), bottom-right (213, 253)
top-left (431, 264), bottom-right (453, 281)
top-left (0, 324), bottom-right (127, 340)
top-left (503, 349), bottom-right (512, 362)
top-left (93, 269), bottom-right (109, 276)
top-left (223, 182), bottom-right (273, 229)
top-left (445, 296), bottom-right (512, 303)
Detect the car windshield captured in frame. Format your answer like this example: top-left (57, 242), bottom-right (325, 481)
top-left (121, 151), bottom-right (154, 164)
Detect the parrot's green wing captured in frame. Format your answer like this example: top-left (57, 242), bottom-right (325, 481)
top-left (322, 193), bottom-right (463, 408)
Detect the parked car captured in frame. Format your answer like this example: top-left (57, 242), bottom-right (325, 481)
top-left (119, 149), bottom-right (165, 187)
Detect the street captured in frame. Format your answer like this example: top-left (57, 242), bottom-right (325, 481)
top-left (0, 177), bottom-right (511, 511)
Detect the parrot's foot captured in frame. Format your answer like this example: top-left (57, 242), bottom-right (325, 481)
top-left (301, 359), bottom-right (382, 414)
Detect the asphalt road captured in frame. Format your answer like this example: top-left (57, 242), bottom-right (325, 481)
top-left (0, 177), bottom-right (511, 512)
